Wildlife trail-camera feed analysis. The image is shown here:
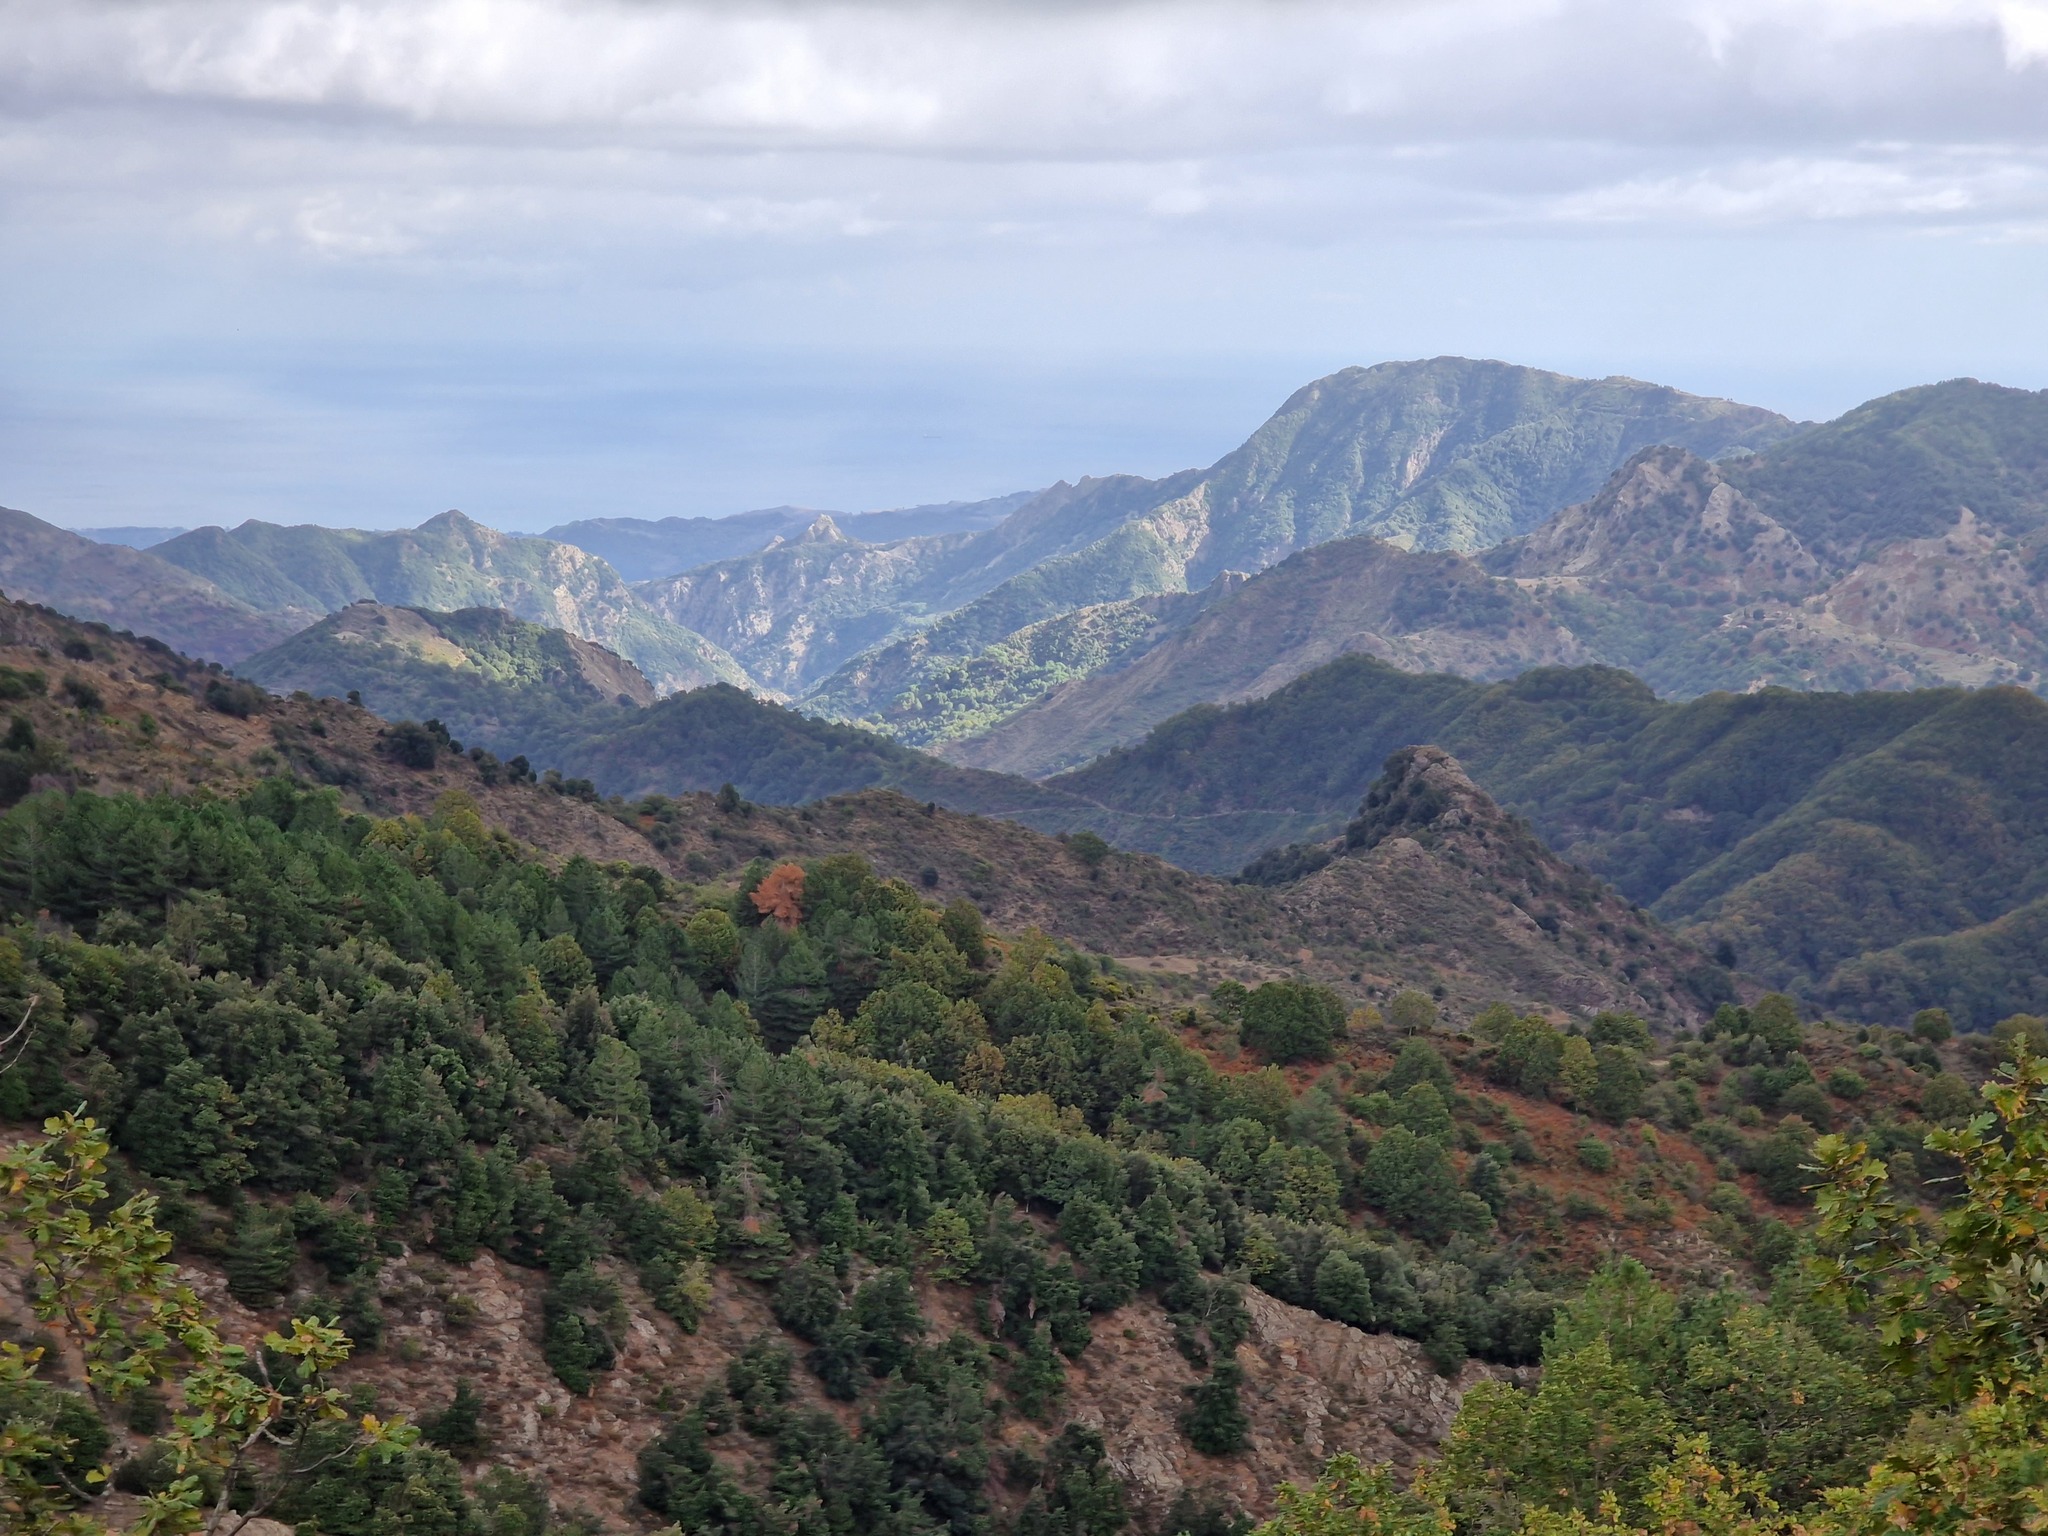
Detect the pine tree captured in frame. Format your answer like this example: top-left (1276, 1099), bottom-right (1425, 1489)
top-left (422, 1378), bottom-right (490, 1458)
top-left (224, 1203), bottom-right (299, 1305)
top-left (1182, 1360), bottom-right (1250, 1455)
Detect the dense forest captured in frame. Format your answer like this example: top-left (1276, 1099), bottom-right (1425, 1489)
top-left (4, 761), bottom-right (2045, 1534)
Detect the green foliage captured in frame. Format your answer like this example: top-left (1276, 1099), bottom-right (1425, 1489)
top-left (1384, 1039), bottom-right (1453, 1098)
top-left (1048, 646), bottom-right (2048, 1024)
top-left (420, 1379), bottom-right (490, 1459)
top-left (1435, 1339), bottom-right (1676, 1529)
top-left (1241, 980), bottom-right (1345, 1063)
top-left (1181, 1360), bottom-right (1250, 1456)
top-left (1813, 1049), bottom-right (2048, 1407)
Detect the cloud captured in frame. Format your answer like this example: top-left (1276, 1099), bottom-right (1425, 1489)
top-left (4, 0), bottom-right (2048, 270)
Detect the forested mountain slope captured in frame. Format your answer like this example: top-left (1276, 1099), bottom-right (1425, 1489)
top-left (227, 586), bottom-right (2048, 1026)
top-left (146, 510), bottom-right (748, 693)
top-left (1048, 655), bottom-right (2048, 1023)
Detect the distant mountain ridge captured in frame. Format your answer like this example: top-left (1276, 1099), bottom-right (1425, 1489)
top-left (640, 357), bottom-right (1793, 717)
top-left (0, 506), bottom-right (297, 662)
top-left (950, 380), bottom-right (2048, 775)
top-left (149, 509), bottom-right (749, 692)
top-left (546, 492), bottom-right (1035, 581)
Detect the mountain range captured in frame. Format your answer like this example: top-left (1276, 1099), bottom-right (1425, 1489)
top-left (627, 358), bottom-right (1797, 712)
top-left (14, 354), bottom-right (2048, 1027)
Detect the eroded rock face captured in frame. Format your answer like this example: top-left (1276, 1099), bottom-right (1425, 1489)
top-left (97, 1250), bottom-right (1506, 1532)
top-left (1063, 1287), bottom-right (1506, 1518)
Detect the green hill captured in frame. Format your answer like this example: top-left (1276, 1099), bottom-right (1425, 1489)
top-left (1722, 376), bottom-right (2048, 562)
top-left (237, 602), bottom-right (656, 758)
top-left (154, 510), bottom-right (749, 693)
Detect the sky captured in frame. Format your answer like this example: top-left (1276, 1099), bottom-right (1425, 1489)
top-left (4, 1), bottom-right (2048, 533)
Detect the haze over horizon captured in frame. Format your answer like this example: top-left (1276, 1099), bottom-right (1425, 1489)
top-left (7, 0), bottom-right (2048, 533)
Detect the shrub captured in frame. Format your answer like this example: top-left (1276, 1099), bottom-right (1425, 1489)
top-left (1918, 1072), bottom-right (1976, 1126)
top-left (202, 677), bottom-right (269, 718)
top-left (1825, 1067), bottom-right (1868, 1100)
top-left (1384, 1038), bottom-right (1454, 1097)
top-left (1577, 1137), bottom-right (1614, 1173)
top-left (0, 665), bottom-right (47, 699)
top-left (384, 720), bottom-right (440, 769)
top-left (1065, 830), bottom-right (1111, 869)
top-left (1777, 1081), bottom-right (1834, 1130)
top-left (1910, 1007), bottom-right (1953, 1044)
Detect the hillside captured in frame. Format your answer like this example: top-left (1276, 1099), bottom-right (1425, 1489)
top-left (0, 586), bottom-right (2007, 1536)
top-left (0, 505), bottom-right (297, 662)
top-left (943, 539), bottom-right (1583, 775)
top-left (149, 510), bottom-right (749, 694)
top-left (1045, 654), bottom-right (2048, 1024)
top-left (549, 493), bottom-right (1034, 582)
top-left (223, 589), bottom-right (2048, 1028)
top-left (237, 601), bottom-right (655, 752)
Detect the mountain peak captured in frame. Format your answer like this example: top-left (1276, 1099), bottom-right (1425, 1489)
top-left (1343, 745), bottom-right (1503, 853)
top-left (798, 513), bottom-right (850, 544)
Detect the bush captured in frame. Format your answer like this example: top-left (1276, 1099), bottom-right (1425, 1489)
top-left (1777, 1081), bottom-right (1834, 1130)
top-left (1181, 1360), bottom-right (1249, 1455)
top-left (1576, 1137), bottom-right (1614, 1173)
top-left (1241, 980), bottom-right (1345, 1063)
top-left (384, 720), bottom-right (440, 769)
top-left (1384, 1038), bottom-right (1453, 1097)
top-left (1918, 1072), bottom-right (1976, 1126)
top-left (0, 666), bottom-right (47, 700)
top-left (1825, 1067), bottom-right (1868, 1099)
top-left (1065, 830), bottom-right (1111, 869)
top-left (203, 677), bottom-right (269, 718)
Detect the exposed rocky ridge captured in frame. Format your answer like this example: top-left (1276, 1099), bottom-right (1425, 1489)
top-left (548, 493), bottom-right (1035, 583)
top-left (1273, 748), bottom-right (1720, 1022)
top-left (803, 362), bottom-right (1792, 740)
top-left (950, 410), bottom-right (2048, 777)
top-left (633, 520), bottom-right (974, 694)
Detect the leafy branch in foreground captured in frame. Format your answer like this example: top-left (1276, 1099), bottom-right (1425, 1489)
top-left (1, 1112), bottom-right (414, 1536)
top-left (1253, 1051), bottom-right (2048, 1536)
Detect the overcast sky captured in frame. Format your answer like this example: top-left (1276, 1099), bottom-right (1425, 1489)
top-left (5, 0), bottom-right (2048, 532)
